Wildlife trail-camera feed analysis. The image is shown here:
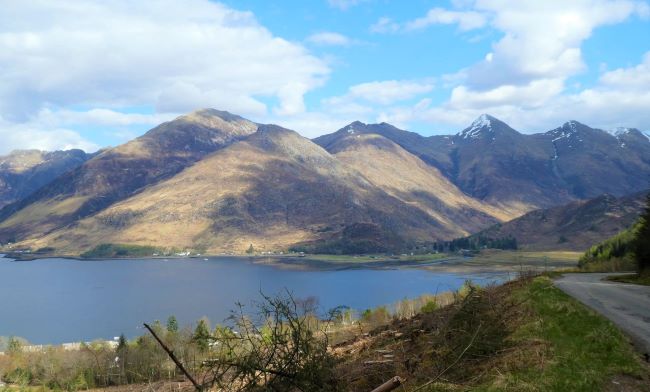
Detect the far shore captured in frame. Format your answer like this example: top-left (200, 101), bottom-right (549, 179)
top-left (1, 249), bottom-right (581, 273)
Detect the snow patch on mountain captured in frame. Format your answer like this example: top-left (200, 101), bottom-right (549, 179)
top-left (551, 121), bottom-right (583, 144)
top-left (458, 114), bottom-right (492, 139)
top-left (606, 127), bottom-right (633, 137)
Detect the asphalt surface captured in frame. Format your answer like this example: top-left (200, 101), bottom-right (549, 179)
top-left (555, 273), bottom-right (650, 359)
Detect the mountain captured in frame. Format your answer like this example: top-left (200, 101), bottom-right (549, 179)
top-left (317, 115), bottom-right (650, 214)
top-left (316, 126), bottom-right (515, 227)
top-left (0, 149), bottom-right (91, 209)
top-left (472, 191), bottom-right (648, 251)
top-left (1, 109), bottom-right (649, 255)
top-left (16, 124), bottom-right (504, 254)
top-left (0, 109), bottom-right (258, 242)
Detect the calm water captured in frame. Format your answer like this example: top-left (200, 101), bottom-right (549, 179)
top-left (0, 256), bottom-right (509, 344)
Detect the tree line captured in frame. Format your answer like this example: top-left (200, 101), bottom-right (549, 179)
top-left (433, 235), bottom-right (518, 253)
top-left (580, 194), bottom-right (650, 274)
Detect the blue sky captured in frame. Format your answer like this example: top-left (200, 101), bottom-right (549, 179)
top-left (0, 0), bottom-right (649, 153)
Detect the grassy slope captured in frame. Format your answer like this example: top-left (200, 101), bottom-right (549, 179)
top-left (337, 276), bottom-right (649, 391)
top-left (486, 276), bottom-right (648, 391)
top-left (607, 273), bottom-right (650, 286)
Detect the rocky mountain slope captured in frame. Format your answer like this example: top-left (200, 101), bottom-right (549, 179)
top-left (472, 191), bottom-right (648, 251)
top-left (316, 115), bottom-right (650, 214)
top-left (15, 124), bottom-right (509, 255)
top-left (0, 149), bottom-right (91, 209)
top-left (1, 109), bottom-right (649, 255)
top-left (0, 109), bottom-right (258, 242)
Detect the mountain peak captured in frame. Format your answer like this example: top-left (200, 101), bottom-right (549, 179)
top-left (187, 108), bottom-right (244, 121)
top-left (457, 114), bottom-right (515, 140)
top-left (611, 127), bottom-right (633, 136)
top-left (564, 120), bottom-right (578, 127)
top-left (343, 121), bottom-right (367, 135)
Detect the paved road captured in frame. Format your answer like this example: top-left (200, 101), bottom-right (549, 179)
top-left (555, 273), bottom-right (650, 359)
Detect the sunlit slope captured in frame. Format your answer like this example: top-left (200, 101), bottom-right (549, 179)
top-left (0, 109), bottom-right (258, 242)
top-left (25, 126), bottom-right (487, 254)
top-left (328, 133), bottom-right (513, 232)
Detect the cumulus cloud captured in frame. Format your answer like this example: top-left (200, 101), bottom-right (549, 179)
top-left (0, 115), bottom-right (100, 155)
top-left (461, 0), bottom-right (648, 92)
top-left (320, 80), bottom-right (435, 121)
top-left (364, 0), bottom-right (650, 134)
top-left (0, 0), bottom-right (329, 152)
top-left (306, 32), bottom-right (354, 46)
top-left (374, 51), bottom-right (650, 133)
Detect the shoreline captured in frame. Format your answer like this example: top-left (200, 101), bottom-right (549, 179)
top-left (1, 250), bottom-right (580, 274)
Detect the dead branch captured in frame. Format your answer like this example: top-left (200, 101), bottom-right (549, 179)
top-left (143, 323), bottom-right (203, 391)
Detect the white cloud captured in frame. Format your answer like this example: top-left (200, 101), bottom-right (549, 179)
top-left (370, 17), bottom-right (400, 34)
top-left (327, 0), bottom-right (367, 10)
top-left (325, 80), bottom-right (435, 107)
top-left (364, 0), bottom-right (650, 135)
top-left (0, 116), bottom-right (100, 155)
top-left (374, 51), bottom-right (650, 134)
top-left (37, 109), bottom-right (172, 128)
top-left (0, 108), bottom-right (173, 155)
top-left (464, 0), bottom-right (647, 91)
top-left (449, 79), bottom-right (565, 109)
top-left (405, 8), bottom-right (488, 31)
top-left (306, 32), bottom-right (353, 46)
top-left (599, 51), bottom-right (650, 90)
top-left (0, 0), bottom-right (329, 124)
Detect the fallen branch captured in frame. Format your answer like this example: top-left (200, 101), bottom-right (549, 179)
top-left (143, 323), bottom-right (203, 391)
top-left (370, 376), bottom-right (405, 392)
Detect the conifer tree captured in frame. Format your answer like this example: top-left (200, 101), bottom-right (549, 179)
top-left (193, 319), bottom-right (211, 352)
top-left (633, 194), bottom-right (650, 274)
top-left (166, 315), bottom-right (179, 334)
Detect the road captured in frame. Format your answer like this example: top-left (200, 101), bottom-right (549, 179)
top-left (555, 273), bottom-right (650, 359)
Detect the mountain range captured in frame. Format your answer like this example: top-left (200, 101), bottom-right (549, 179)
top-left (0, 109), bottom-right (648, 255)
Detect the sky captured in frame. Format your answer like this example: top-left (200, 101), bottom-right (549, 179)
top-left (0, 0), bottom-right (649, 154)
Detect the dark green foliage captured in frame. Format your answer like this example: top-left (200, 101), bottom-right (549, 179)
top-left (117, 334), bottom-right (127, 351)
top-left (632, 194), bottom-right (650, 273)
top-left (434, 235), bottom-right (518, 252)
top-left (579, 193), bottom-right (650, 273)
top-left (193, 318), bottom-right (211, 352)
top-left (245, 243), bottom-right (254, 254)
top-left (290, 222), bottom-right (402, 254)
top-left (34, 246), bottom-right (56, 254)
top-left (579, 225), bottom-right (637, 270)
top-left (166, 315), bottom-right (179, 333)
top-left (80, 243), bottom-right (162, 258)
top-left (420, 300), bottom-right (438, 314)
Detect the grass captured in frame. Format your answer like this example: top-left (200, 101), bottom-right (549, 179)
top-left (336, 275), bottom-right (649, 391)
top-left (484, 276), bottom-right (649, 391)
top-left (606, 273), bottom-right (650, 286)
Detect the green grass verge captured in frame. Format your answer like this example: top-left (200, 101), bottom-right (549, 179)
top-left (482, 276), bottom-right (648, 391)
top-left (606, 273), bottom-right (650, 286)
